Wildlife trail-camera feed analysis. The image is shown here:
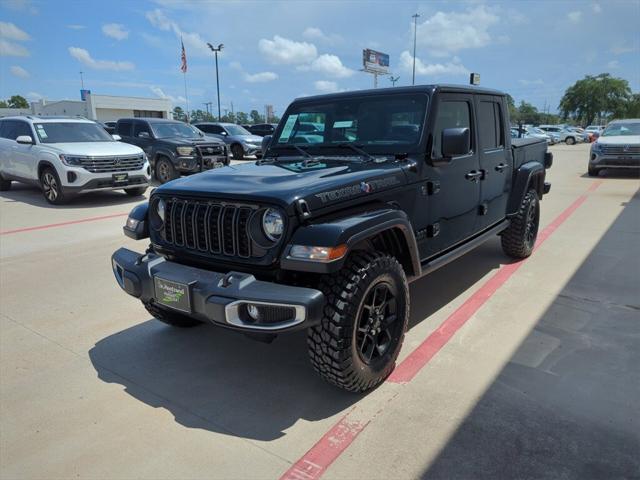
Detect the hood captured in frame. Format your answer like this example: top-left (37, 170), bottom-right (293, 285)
top-left (160, 136), bottom-right (225, 146)
top-left (45, 141), bottom-right (143, 156)
top-left (596, 135), bottom-right (640, 146)
top-left (156, 159), bottom-right (408, 214)
top-left (230, 134), bottom-right (263, 143)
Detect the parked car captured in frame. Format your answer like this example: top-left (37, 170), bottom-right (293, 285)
top-left (585, 125), bottom-right (605, 142)
top-left (100, 121), bottom-right (117, 134)
top-left (524, 126), bottom-right (553, 144)
top-left (0, 116), bottom-right (150, 204)
top-left (112, 84), bottom-right (552, 392)
top-left (588, 119), bottom-right (640, 176)
top-left (537, 125), bottom-right (583, 145)
top-left (247, 123), bottom-right (279, 137)
top-left (194, 122), bottom-right (263, 159)
top-left (116, 118), bottom-right (229, 184)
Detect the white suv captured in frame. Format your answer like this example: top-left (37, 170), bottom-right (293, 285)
top-left (0, 116), bottom-right (151, 204)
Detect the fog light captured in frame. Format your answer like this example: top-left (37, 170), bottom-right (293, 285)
top-left (125, 217), bottom-right (140, 230)
top-left (247, 304), bottom-right (260, 320)
top-left (289, 244), bottom-right (348, 262)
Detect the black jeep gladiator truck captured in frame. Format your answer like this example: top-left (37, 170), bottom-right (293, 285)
top-left (112, 85), bottom-right (552, 392)
top-left (116, 118), bottom-right (229, 184)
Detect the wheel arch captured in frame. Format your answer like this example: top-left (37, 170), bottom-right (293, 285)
top-left (507, 161), bottom-right (545, 216)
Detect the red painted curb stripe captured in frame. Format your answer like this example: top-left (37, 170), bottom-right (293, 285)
top-left (0, 212), bottom-right (128, 235)
top-left (281, 180), bottom-right (602, 480)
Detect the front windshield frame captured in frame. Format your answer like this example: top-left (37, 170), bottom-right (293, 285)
top-left (150, 122), bottom-right (202, 139)
top-left (602, 122), bottom-right (640, 137)
top-left (270, 93), bottom-right (429, 156)
top-left (33, 122), bottom-right (115, 144)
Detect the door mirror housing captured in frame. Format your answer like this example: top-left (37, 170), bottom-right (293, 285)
top-left (16, 135), bottom-right (34, 145)
top-left (137, 131), bottom-right (150, 139)
top-left (442, 128), bottom-right (470, 158)
top-left (261, 135), bottom-right (272, 154)
top-left (112, 134), bottom-right (122, 141)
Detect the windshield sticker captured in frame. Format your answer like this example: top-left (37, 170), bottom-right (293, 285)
top-left (36, 125), bottom-right (47, 139)
top-left (333, 120), bottom-right (354, 128)
top-left (279, 115), bottom-right (298, 142)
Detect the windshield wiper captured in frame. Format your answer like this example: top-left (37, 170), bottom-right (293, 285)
top-left (264, 144), bottom-right (323, 167)
top-left (322, 143), bottom-right (376, 162)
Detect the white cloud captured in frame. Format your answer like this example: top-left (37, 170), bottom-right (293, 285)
top-left (68, 47), bottom-right (134, 71)
top-left (610, 42), bottom-right (637, 55)
top-left (10, 65), bottom-right (29, 78)
top-left (0, 21), bottom-right (30, 41)
top-left (67, 24), bottom-right (86, 30)
top-left (26, 91), bottom-right (43, 101)
top-left (415, 6), bottom-right (499, 56)
top-left (304, 54), bottom-right (354, 78)
top-left (302, 27), bottom-right (342, 45)
top-left (258, 35), bottom-right (317, 65)
top-left (145, 9), bottom-right (209, 56)
top-left (568, 11), bottom-right (582, 23)
top-left (102, 23), bottom-right (129, 41)
top-left (314, 80), bottom-right (339, 93)
top-left (2, 0), bottom-right (38, 14)
top-left (592, 3), bottom-right (602, 13)
top-left (243, 71), bottom-right (278, 83)
top-left (607, 60), bottom-right (619, 69)
top-left (149, 86), bottom-right (185, 104)
top-left (518, 79), bottom-right (544, 86)
top-left (399, 51), bottom-right (469, 77)
top-left (0, 39), bottom-right (29, 56)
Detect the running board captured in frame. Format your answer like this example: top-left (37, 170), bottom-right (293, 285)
top-left (415, 220), bottom-right (510, 280)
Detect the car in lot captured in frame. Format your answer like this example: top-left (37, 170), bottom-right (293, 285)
top-left (100, 121), bottom-right (117, 134)
top-left (246, 123), bottom-right (279, 137)
top-left (116, 118), bottom-right (229, 184)
top-left (194, 122), bottom-right (263, 160)
top-left (0, 116), bottom-right (150, 204)
top-left (112, 84), bottom-right (552, 392)
top-left (522, 126), bottom-right (554, 144)
top-left (588, 118), bottom-right (640, 176)
top-left (585, 125), bottom-right (605, 142)
top-left (538, 125), bottom-right (583, 145)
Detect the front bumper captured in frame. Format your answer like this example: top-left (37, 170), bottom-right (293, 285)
top-left (111, 248), bottom-right (325, 332)
top-left (60, 163), bottom-right (151, 192)
top-left (590, 153), bottom-right (640, 169)
top-left (174, 155), bottom-right (228, 173)
top-left (242, 144), bottom-right (262, 156)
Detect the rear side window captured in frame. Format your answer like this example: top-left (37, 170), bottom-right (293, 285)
top-left (478, 101), bottom-right (503, 150)
top-left (433, 101), bottom-right (471, 157)
top-left (133, 122), bottom-right (151, 137)
top-left (117, 121), bottom-right (133, 136)
top-left (198, 124), bottom-right (223, 134)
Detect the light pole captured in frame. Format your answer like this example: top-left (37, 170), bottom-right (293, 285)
top-left (411, 13), bottom-right (420, 85)
top-left (207, 42), bottom-right (224, 121)
top-left (79, 71), bottom-right (84, 89)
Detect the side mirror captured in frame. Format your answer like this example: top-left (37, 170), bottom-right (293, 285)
top-left (16, 135), bottom-right (34, 145)
top-left (137, 131), bottom-right (150, 139)
top-left (261, 135), bottom-right (272, 153)
top-left (442, 127), bottom-right (470, 158)
top-left (112, 134), bottom-right (122, 141)
top-left (221, 131), bottom-right (228, 136)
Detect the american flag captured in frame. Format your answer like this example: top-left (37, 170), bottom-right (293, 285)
top-left (180, 38), bottom-right (187, 73)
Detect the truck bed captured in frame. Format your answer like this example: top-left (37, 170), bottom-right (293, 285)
top-left (511, 137), bottom-right (548, 169)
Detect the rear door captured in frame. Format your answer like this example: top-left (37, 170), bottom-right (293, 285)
top-left (476, 95), bottom-right (511, 229)
top-left (5, 120), bottom-right (36, 179)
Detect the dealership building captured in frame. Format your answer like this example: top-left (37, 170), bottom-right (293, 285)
top-left (0, 93), bottom-right (172, 121)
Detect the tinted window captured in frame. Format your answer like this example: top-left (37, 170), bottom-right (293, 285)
top-left (133, 121), bottom-right (151, 137)
top-left (433, 101), bottom-right (471, 157)
top-left (33, 122), bottom-right (114, 143)
top-left (478, 101), bottom-right (503, 150)
top-left (1, 120), bottom-right (32, 140)
top-left (117, 121), bottom-right (133, 136)
top-left (151, 122), bottom-right (202, 138)
top-left (198, 124), bottom-right (223, 134)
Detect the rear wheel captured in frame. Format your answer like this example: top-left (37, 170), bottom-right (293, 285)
top-left (231, 144), bottom-right (244, 160)
top-left (143, 301), bottom-right (201, 328)
top-left (501, 189), bottom-right (539, 258)
top-left (40, 167), bottom-right (68, 205)
top-left (125, 186), bottom-right (147, 196)
top-left (566, 136), bottom-right (576, 145)
top-left (307, 251), bottom-right (409, 392)
top-left (588, 165), bottom-right (600, 177)
top-left (0, 174), bottom-right (11, 191)
top-left (155, 157), bottom-right (177, 184)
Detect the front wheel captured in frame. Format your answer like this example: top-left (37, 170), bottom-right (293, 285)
top-left (40, 167), bottom-right (68, 204)
top-left (501, 189), bottom-right (540, 258)
top-left (155, 157), bottom-right (178, 184)
top-left (588, 165), bottom-right (600, 177)
top-left (231, 144), bottom-right (244, 160)
top-left (566, 136), bottom-right (576, 145)
top-left (308, 251), bottom-right (409, 392)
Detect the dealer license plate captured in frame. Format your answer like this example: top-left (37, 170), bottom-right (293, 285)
top-left (154, 277), bottom-right (192, 313)
top-left (112, 173), bottom-right (129, 184)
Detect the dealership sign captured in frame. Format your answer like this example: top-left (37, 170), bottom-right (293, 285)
top-left (362, 49), bottom-right (389, 74)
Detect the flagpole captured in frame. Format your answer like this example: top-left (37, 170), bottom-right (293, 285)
top-left (180, 36), bottom-right (190, 123)
top-left (183, 72), bottom-right (189, 123)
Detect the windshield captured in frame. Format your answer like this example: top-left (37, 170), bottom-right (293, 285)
top-left (602, 122), bottom-right (640, 136)
top-left (272, 94), bottom-right (428, 154)
top-left (225, 124), bottom-right (251, 136)
top-left (33, 122), bottom-right (114, 144)
top-left (151, 122), bottom-right (202, 138)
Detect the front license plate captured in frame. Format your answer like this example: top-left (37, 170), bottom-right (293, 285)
top-left (154, 277), bottom-right (192, 313)
top-left (112, 173), bottom-right (129, 184)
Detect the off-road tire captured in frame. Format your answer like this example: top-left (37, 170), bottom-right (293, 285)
top-left (0, 174), bottom-right (11, 191)
top-left (143, 301), bottom-right (201, 328)
top-left (155, 156), bottom-right (178, 184)
top-left (308, 251), bottom-right (409, 392)
top-left (588, 165), bottom-right (600, 177)
top-left (231, 144), bottom-right (244, 160)
top-left (125, 186), bottom-right (148, 196)
top-left (565, 136), bottom-right (576, 145)
top-left (501, 189), bottom-right (540, 258)
top-left (40, 167), bottom-right (68, 205)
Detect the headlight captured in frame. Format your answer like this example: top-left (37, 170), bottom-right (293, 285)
top-left (262, 208), bottom-right (284, 241)
top-left (59, 154), bottom-right (84, 166)
top-left (157, 198), bottom-right (166, 222)
top-left (176, 146), bottom-right (195, 156)
top-left (149, 198), bottom-right (165, 231)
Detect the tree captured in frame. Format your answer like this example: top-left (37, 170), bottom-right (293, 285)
top-left (220, 112), bottom-right (237, 123)
top-left (236, 111), bottom-right (249, 124)
top-left (625, 93), bottom-right (640, 118)
top-left (0, 100), bottom-right (7, 108)
top-left (172, 106), bottom-right (186, 122)
top-left (189, 109), bottom-right (214, 123)
top-left (559, 73), bottom-right (631, 125)
top-left (249, 109), bottom-right (264, 124)
top-left (506, 94), bottom-right (518, 123)
top-left (7, 95), bottom-right (29, 108)
top-left (517, 101), bottom-right (541, 125)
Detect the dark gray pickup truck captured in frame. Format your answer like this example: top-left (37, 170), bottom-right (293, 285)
top-left (112, 84), bottom-right (552, 392)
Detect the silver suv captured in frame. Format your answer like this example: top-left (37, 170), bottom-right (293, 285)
top-left (538, 125), bottom-right (584, 145)
top-left (0, 116), bottom-right (150, 204)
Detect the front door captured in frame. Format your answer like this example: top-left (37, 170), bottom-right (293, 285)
top-left (132, 121), bottom-right (154, 156)
top-left (420, 94), bottom-right (481, 259)
top-left (475, 95), bottom-right (511, 229)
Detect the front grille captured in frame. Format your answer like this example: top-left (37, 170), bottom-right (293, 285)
top-left (195, 144), bottom-right (224, 156)
top-left (163, 198), bottom-right (256, 259)
top-left (601, 145), bottom-right (640, 155)
top-left (80, 155), bottom-right (145, 173)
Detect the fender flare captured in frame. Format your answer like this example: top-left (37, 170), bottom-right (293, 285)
top-left (151, 149), bottom-right (176, 167)
top-left (37, 159), bottom-right (59, 179)
top-left (280, 208), bottom-right (421, 277)
top-left (507, 161), bottom-right (545, 215)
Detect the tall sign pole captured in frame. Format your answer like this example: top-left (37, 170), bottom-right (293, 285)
top-left (412, 13), bottom-right (420, 85)
top-left (207, 43), bottom-right (224, 121)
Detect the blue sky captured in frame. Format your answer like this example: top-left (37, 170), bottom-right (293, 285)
top-left (1, 0), bottom-right (638, 117)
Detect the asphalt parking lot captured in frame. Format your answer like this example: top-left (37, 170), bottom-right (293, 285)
top-left (1, 143), bottom-right (638, 479)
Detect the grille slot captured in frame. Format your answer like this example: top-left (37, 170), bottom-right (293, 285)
top-left (601, 145), bottom-right (640, 155)
top-left (161, 198), bottom-right (256, 259)
top-left (79, 155), bottom-right (144, 173)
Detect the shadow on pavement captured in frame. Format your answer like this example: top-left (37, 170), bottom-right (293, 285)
top-left (423, 189), bottom-right (640, 479)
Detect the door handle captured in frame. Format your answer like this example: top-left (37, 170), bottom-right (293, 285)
top-left (465, 170), bottom-right (483, 181)
top-left (495, 163), bottom-right (508, 172)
